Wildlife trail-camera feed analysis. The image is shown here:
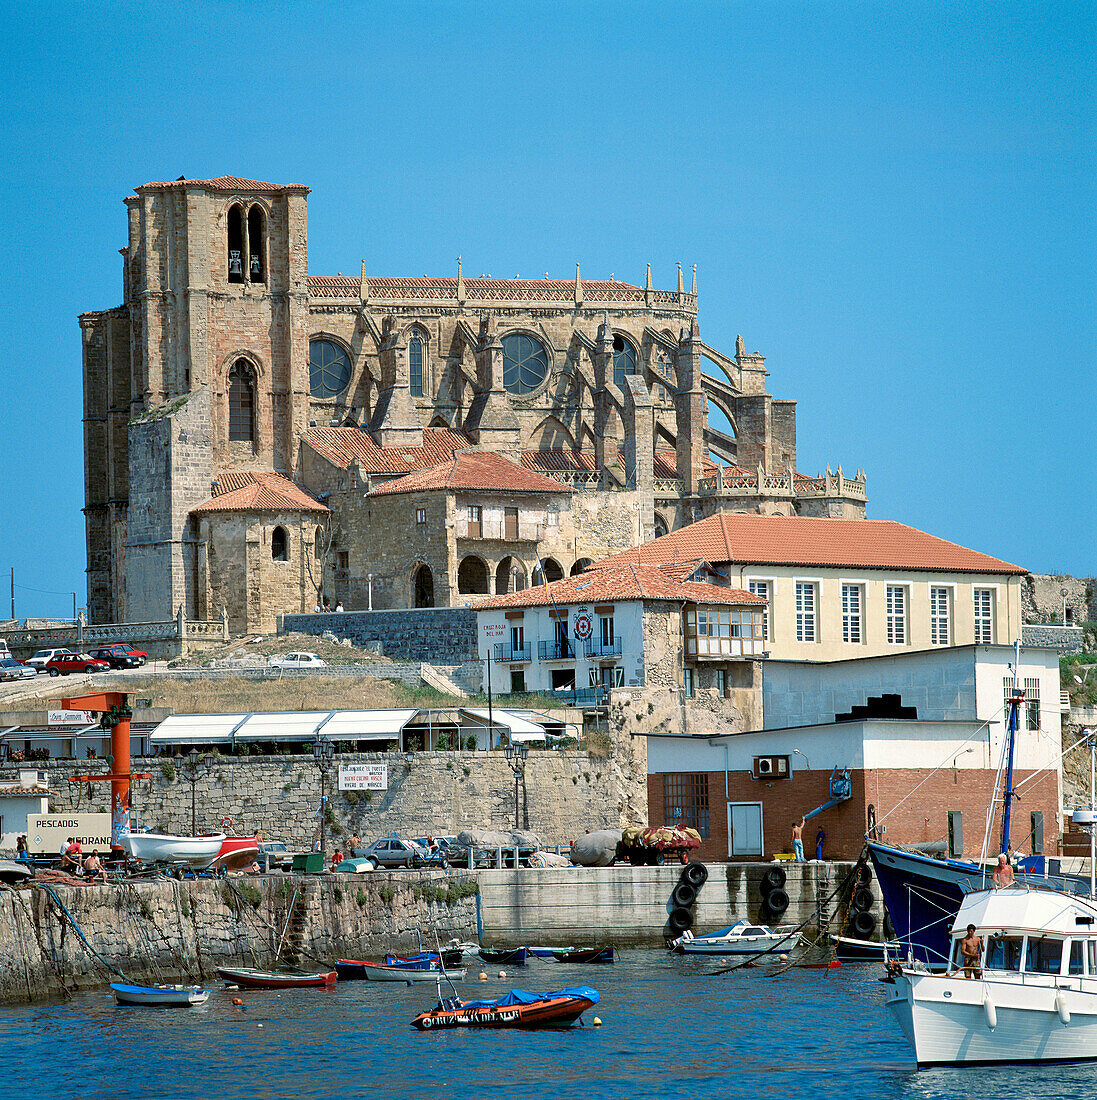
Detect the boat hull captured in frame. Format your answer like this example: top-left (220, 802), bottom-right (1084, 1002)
top-left (552, 947), bottom-right (614, 963)
top-left (121, 833), bottom-right (226, 868)
top-left (674, 929), bottom-right (801, 956)
top-left (111, 982), bottom-right (209, 1006)
top-left (412, 993), bottom-right (596, 1030)
top-left (831, 935), bottom-right (898, 961)
top-left (361, 965), bottom-right (466, 982)
top-left (217, 967), bottom-right (336, 988)
top-left (213, 837), bottom-right (259, 872)
top-left (479, 948), bottom-right (528, 965)
top-left (884, 969), bottom-right (1097, 1065)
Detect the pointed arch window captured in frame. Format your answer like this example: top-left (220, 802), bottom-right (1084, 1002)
top-left (247, 206), bottom-right (265, 283)
top-left (613, 334), bottom-right (637, 387)
top-left (227, 205), bottom-right (244, 283)
top-left (409, 335), bottom-right (424, 396)
top-left (228, 360), bottom-right (255, 441)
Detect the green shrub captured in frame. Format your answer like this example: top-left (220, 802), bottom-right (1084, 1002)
top-left (355, 888), bottom-right (368, 908)
top-left (160, 761), bottom-right (176, 782)
top-left (238, 883), bottom-right (262, 909)
top-left (344, 791), bottom-right (359, 806)
top-left (465, 735), bottom-right (477, 751)
top-left (333, 886), bottom-right (344, 904)
top-left (378, 884), bottom-right (395, 906)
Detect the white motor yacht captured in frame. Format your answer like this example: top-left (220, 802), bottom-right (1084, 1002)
top-left (883, 883), bottom-right (1097, 1065)
top-left (670, 920), bottom-right (801, 956)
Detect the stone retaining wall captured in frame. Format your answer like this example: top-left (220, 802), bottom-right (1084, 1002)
top-left (1021, 623), bottom-right (1084, 655)
top-left (44, 744), bottom-right (648, 850)
top-left (281, 608), bottom-right (478, 662)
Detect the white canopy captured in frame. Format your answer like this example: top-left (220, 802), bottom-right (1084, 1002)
top-left (150, 709), bottom-right (418, 746)
top-left (459, 708), bottom-right (546, 742)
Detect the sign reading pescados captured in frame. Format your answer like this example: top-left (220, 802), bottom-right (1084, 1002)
top-left (27, 813), bottom-right (112, 854)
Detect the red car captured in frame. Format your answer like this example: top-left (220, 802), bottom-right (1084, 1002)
top-left (90, 643), bottom-right (148, 669)
top-left (44, 652), bottom-right (110, 676)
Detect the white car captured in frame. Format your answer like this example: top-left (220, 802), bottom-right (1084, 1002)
top-left (268, 651), bottom-right (328, 669)
top-left (24, 648), bottom-right (73, 672)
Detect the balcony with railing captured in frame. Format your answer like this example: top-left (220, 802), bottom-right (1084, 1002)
top-left (538, 639), bottom-right (575, 661)
top-left (493, 642), bottom-right (531, 663)
top-left (584, 637), bottom-right (623, 659)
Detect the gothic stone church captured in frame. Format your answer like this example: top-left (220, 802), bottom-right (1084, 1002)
top-left (80, 176), bottom-right (867, 632)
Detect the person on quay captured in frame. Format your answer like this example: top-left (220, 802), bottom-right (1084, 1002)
top-left (15, 835), bottom-right (29, 862)
top-left (61, 838), bottom-right (83, 874)
top-left (993, 853), bottom-right (1015, 887)
top-left (815, 828), bottom-right (825, 862)
top-left (792, 816), bottom-right (806, 861)
top-left (83, 850), bottom-right (104, 883)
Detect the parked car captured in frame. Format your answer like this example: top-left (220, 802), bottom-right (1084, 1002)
top-left (23, 648), bottom-right (74, 672)
top-left (268, 652), bottom-right (328, 669)
top-left (0, 658), bottom-right (37, 682)
top-left (44, 652), bottom-right (110, 677)
top-left (257, 841), bottom-right (295, 872)
top-left (357, 836), bottom-right (429, 869)
top-left (90, 643), bottom-right (148, 669)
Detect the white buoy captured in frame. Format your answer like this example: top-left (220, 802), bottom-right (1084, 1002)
top-left (779, 953), bottom-right (788, 961)
top-left (984, 994), bottom-right (997, 1030)
top-left (1056, 992), bottom-right (1071, 1025)
top-left (592, 1016), bottom-right (602, 1026)
top-left (498, 970), bottom-right (506, 978)
top-left (257, 1023), bottom-right (263, 1028)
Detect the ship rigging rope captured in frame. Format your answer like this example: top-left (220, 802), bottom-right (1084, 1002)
top-left (35, 883), bottom-right (127, 980)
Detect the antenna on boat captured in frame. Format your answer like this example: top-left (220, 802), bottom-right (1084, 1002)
top-left (999, 640), bottom-right (1024, 859)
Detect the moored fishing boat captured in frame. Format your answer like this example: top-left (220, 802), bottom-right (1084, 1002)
top-left (217, 966), bottom-right (336, 988)
top-left (120, 832), bottom-right (226, 869)
top-left (334, 951), bottom-right (461, 980)
top-left (478, 947), bottom-right (528, 966)
top-left (360, 963), bottom-right (467, 982)
top-left (111, 982), bottom-right (209, 1006)
top-left (552, 946), bottom-right (614, 963)
top-left (830, 934), bottom-right (899, 961)
top-left (411, 986), bottom-right (599, 1030)
top-left (670, 921), bottom-right (801, 956)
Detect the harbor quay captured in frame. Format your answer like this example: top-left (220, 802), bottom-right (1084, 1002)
top-left (0, 863), bottom-right (874, 1004)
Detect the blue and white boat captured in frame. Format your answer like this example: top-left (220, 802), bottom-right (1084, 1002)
top-left (111, 982), bottom-right (209, 1006)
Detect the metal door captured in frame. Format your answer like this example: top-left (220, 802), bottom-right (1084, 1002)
top-left (728, 801), bottom-right (763, 857)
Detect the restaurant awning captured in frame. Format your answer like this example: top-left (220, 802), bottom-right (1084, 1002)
top-left (458, 708), bottom-right (546, 742)
top-left (150, 709), bottom-right (419, 746)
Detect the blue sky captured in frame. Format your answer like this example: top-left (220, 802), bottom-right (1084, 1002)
top-left (1, 1), bottom-right (1093, 619)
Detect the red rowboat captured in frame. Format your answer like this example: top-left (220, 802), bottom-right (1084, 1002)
top-left (212, 836), bottom-right (260, 872)
top-left (217, 967), bottom-right (336, 988)
top-left (412, 986), bottom-right (599, 1031)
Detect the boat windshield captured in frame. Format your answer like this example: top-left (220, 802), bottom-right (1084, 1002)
top-left (985, 935), bottom-right (1023, 971)
top-left (1025, 938), bottom-right (1064, 974)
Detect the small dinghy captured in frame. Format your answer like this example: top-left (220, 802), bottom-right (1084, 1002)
top-left (552, 946), bottom-right (614, 963)
top-left (479, 947), bottom-right (528, 966)
top-left (526, 945), bottom-right (571, 958)
top-left (831, 935), bottom-right (899, 961)
top-left (216, 967), bottom-right (336, 988)
top-left (111, 982), bottom-right (209, 1007)
top-left (412, 986), bottom-right (599, 1030)
top-left (360, 963), bottom-right (466, 983)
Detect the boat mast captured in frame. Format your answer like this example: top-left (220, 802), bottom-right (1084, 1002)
top-left (999, 640), bottom-right (1023, 858)
top-left (1090, 729), bottom-right (1095, 899)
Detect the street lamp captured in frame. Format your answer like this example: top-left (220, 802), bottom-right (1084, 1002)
top-left (312, 734), bottom-right (335, 856)
top-left (367, 573), bottom-right (375, 611)
top-left (504, 739), bottom-right (528, 829)
top-left (1062, 587), bottom-right (1069, 626)
top-left (175, 748), bottom-right (203, 836)
top-left (511, 566), bottom-right (519, 594)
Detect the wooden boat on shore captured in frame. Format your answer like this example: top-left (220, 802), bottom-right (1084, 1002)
top-left (111, 982), bottom-right (209, 1006)
top-left (552, 946), bottom-right (614, 963)
top-left (217, 966), bottom-right (336, 988)
top-left (120, 832), bottom-right (225, 868)
top-left (412, 985), bottom-right (599, 1030)
top-left (478, 947), bottom-right (528, 966)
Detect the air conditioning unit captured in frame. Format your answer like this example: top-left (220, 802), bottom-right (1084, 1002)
top-left (757, 758), bottom-right (774, 776)
top-left (753, 755), bottom-right (790, 780)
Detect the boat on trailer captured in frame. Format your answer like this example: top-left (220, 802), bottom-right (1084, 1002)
top-left (120, 832), bottom-right (226, 869)
top-left (671, 921), bottom-right (801, 956)
top-left (217, 967), bottom-right (336, 988)
top-left (412, 986), bottom-right (599, 1030)
top-left (111, 982), bottom-right (209, 1006)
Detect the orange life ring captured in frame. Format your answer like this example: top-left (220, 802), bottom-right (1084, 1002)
top-left (220, 816), bottom-right (234, 832)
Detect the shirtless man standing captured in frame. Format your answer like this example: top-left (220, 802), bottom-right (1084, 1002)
top-left (792, 817), bottom-right (806, 861)
top-left (958, 924), bottom-right (983, 978)
top-left (993, 853), bottom-right (1015, 887)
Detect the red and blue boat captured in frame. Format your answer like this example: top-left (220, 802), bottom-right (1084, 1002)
top-left (412, 986), bottom-right (599, 1030)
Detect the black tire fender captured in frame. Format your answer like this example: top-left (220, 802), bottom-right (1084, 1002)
top-left (668, 906), bottom-right (693, 933)
top-left (671, 882), bottom-right (697, 908)
top-left (851, 910), bottom-right (876, 938)
top-left (851, 886), bottom-right (874, 913)
top-left (765, 886), bottom-right (790, 916)
top-left (683, 862), bottom-right (709, 888)
top-left (761, 866), bottom-right (786, 893)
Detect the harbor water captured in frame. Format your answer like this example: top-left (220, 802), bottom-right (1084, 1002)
top-left (7, 950), bottom-right (1097, 1099)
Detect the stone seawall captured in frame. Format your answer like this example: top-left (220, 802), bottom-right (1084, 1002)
top-left (1, 861), bottom-right (877, 1003)
top-left (0, 872), bottom-right (477, 1004)
top-left (281, 608), bottom-right (478, 662)
top-left (46, 744), bottom-right (648, 850)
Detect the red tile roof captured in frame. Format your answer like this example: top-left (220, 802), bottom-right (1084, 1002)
top-left (302, 427), bottom-right (474, 474)
top-left (192, 472), bottom-right (328, 515)
top-left (367, 452), bottom-right (573, 497)
top-left (136, 176), bottom-right (308, 193)
top-left (598, 513), bottom-right (1026, 575)
top-left (476, 562), bottom-right (764, 611)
